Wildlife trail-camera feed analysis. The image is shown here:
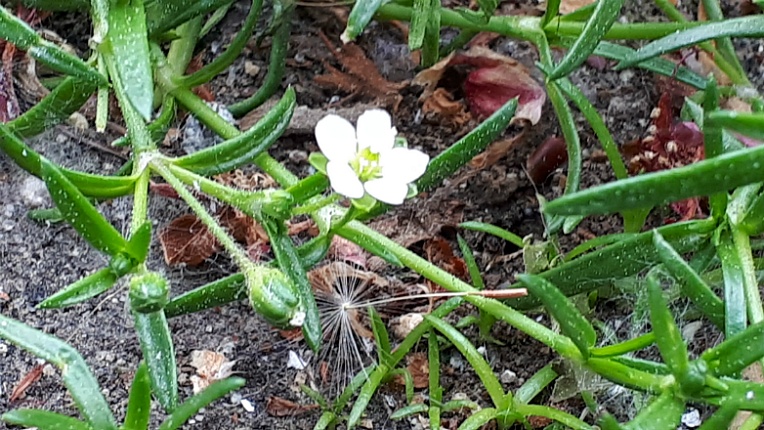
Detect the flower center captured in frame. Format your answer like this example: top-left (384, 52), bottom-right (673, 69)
top-left (350, 147), bottom-right (384, 182)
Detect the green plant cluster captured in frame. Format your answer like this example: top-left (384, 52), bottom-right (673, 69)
top-left (0, 0), bottom-right (763, 428)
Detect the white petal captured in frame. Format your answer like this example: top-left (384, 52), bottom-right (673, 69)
top-left (315, 114), bottom-right (357, 162)
top-left (327, 160), bottom-right (365, 199)
top-left (356, 109), bottom-right (397, 153)
top-left (380, 147), bottom-right (430, 184)
top-left (364, 178), bottom-right (408, 205)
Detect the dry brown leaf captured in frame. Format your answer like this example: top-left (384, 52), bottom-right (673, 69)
top-left (9, 364), bottom-right (44, 402)
top-left (328, 236), bottom-right (367, 268)
top-left (189, 350), bottom-right (236, 394)
top-left (160, 214), bottom-right (220, 266)
top-left (424, 237), bottom-right (469, 284)
top-left (314, 31), bottom-right (406, 110)
top-left (393, 352), bottom-right (429, 388)
top-left (557, 0), bottom-right (596, 14)
top-left (266, 396), bottom-right (319, 417)
top-left (470, 129), bottom-right (527, 169)
top-left (421, 88), bottom-right (471, 127)
top-left (414, 47), bottom-right (546, 125)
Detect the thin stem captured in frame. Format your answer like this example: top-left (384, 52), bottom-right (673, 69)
top-left (160, 81), bottom-right (298, 188)
top-left (339, 220), bottom-right (580, 359)
top-left (377, 3), bottom-right (700, 42)
top-left (151, 161), bottom-right (250, 269)
top-left (652, 0), bottom-right (749, 85)
top-left (733, 227), bottom-right (764, 324)
top-left (344, 289), bottom-right (528, 310)
top-left (166, 163), bottom-right (239, 203)
top-left (292, 194), bottom-right (341, 216)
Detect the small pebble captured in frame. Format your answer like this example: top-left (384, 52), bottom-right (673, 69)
top-left (21, 177), bottom-right (49, 208)
top-left (241, 399), bottom-right (255, 412)
top-left (500, 369), bottom-right (517, 384)
top-left (244, 61), bottom-right (260, 76)
top-left (681, 409), bottom-right (701, 428)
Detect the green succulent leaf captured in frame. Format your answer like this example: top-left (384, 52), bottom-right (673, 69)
top-left (178, 0), bottom-right (263, 88)
top-left (123, 363), bottom-right (151, 430)
top-left (41, 159), bottom-right (129, 256)
top-left (1, 409), bottom-right (93, 430)
top-left (647, 273), bottom-right (691, 378)
top-left (546, 0), bottom-right (625, 79)
top-left (717, 228), bottom-right (748, 339)
top-left (702, 320), bottom-right (764, 377)
top-left (508, 220), bottom-right (714, 309)
top-left (543, 144), bottom-right (764, 217)
top-left (146, 0), bottom-right (235, 38)
top-left (342, 0), bottom-right (385, 43)
top-left (616, 16), bottom-right (764, 69)
top-left (369, 306), bottom-right (392, 366)
top-left (697, 402), bottom-right (739, 430)
top-left (706, 110), bottom-right (764, 142)
top-left (0, 6), bottom-right (105, 84)
top-left (129, 273), bottom-right (177, 413)
top-left (126, 222), bottom-right (153, 263)
top-left (173, 87), bottom-right (296, 176)
top-left (0, 124), bottom-right (135, 199)
top-left (653, 231), bottom-right (724, 329)
top-left (519, 274), bottom-right (596, 359)
top-left (7, 76), bottom-right (96, 137)
top-left (37, 267), bottom-right (120, 309)
top-left (623, 391), bottom-right (684, 430)
top-left (425, 315), bottom-right (506, 407)
top-left (261, 219), bottom-right (322, 351)
top-left (0, 315), bottom-right (118, 429)
top-left (158, 377), bottom-right (245, 430)
top-left (104, 0), bottom-right (154, 120)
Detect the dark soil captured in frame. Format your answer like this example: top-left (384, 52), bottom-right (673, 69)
top-left (1, 1), bottom-right (762, 429)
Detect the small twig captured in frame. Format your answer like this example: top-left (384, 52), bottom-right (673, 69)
top-left (56, 126), bottom-right (129, 160)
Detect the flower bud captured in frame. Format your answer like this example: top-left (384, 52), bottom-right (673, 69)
top-left (246, 265), bottom-right (302, 329)
top-left (129, 272), bottom-right (169, 314)
top-left (109, 253), bottom-right (136, 277)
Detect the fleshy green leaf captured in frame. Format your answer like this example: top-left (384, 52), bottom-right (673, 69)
top-left (653, 231), bottom-right (724, 329)
top-left (519, 274), bottom-right (596, 359)
top-left (123, 363), bottom-right (151, 430)
top-left (173, 87), bottom-right (296, 176)
top-left (1, 409), bottom-right (92, 430)
top-left (702, 320), bottom-right (764, 377)
top-left (508, 220), bottom-right (714, 309)
top-left (41, 159), bottom-right (129, 256)
top-left (706, 110), bottom-right (764, 141)
top-left (546, 0), bottom-right (625, 79)
top-left (0, 315), bottom-right (118, 429)
top-left (37, 267), bottom-right (119, 309)
top-left (105, 0), bottom-right (154, 119)
top-left (158, 377), bottom-right (245, 430)
top-left (647, 273), bottom-right (691, 377)
top-left (425, 315), bottom-right (506, 407)
top-left (616, 16), bottom-right (764, 69)
top-left (623, 391), bottom-right (684, 430)
top-left (544, 144), bottom-right (764, 217)
top-left (341, 0), bottom-right (385, 43)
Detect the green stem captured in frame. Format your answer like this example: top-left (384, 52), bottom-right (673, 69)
top-left (157, 73), bottom-right (298, 187)
top-left (165, 18), bottom-right (203, 78)
top-left (151, 161), bottom-right (250, 269)
top-left (228, 0), bottom-right (292, 118)
top-left (102, 47), bottom-right (155, 240)
top-left (166, 163), bottom-right (239, 202)
top-left (652, 0), bottom-right (749, 85)
top-left (292, 194), bottom-right (340, 216)
top-left (377, 3), bottom-right (700, 41)
top-left (338, 220), bottom-right (580, 358)
top-left (733, 227), bottom-right (764, 325)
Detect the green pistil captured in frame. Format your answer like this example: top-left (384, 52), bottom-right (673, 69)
top-left (351, 147), bottom-right (383, 182)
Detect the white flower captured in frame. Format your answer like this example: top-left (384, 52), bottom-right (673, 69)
top-left (315, 110), bottom-right (429, 205)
